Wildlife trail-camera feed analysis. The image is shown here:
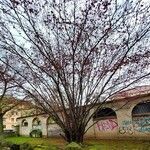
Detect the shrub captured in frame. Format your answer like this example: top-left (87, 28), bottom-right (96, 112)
top-left (0, 138), bottom-right (12, 148)
top-left (34, 145), bottom-right (58, 150)
top-left (20, 143), bottom-right (33, 150)
top-left (29, 129), bottom-right (42, 138)
top-left (88, 145), bottom-right (103, 150)
top-left (2, 130), bottom-right (17, 137)
top-left (10, 144), bottom-right (20, 150)
top-left (13, 125), bottom-right (20, 136)
top-left (65, 142), bottom-right (82, 150)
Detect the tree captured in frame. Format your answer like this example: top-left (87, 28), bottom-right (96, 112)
top-left (0, 57), bottom-right (22, 133)
top-left (0, 0), bottom-right (150, 142)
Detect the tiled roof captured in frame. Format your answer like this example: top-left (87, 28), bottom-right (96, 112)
top-left (111, 85), bottom-right (150, 100)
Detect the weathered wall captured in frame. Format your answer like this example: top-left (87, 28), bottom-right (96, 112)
top-left (93, 118), bottom-right (118, 138)
top-left (47, 124), bottom-right (62, 137)
top-left (86, 95), bottom-right (150, 139)
top-left (17, 95), bottom-right (150, 139)
top-left (17, 113), bottom-right (63, 137)
top-left (4, 109), bottom-right (21, 130)
top-left (17, 115), bottom-right (48, 136)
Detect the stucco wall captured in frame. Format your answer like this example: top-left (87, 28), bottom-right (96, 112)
top-left (4, 109), bottom-right (21, 130)
top-left (88, 96), bottom-right (150, 139)
top-left (17, 115), bottom-right (49, 136)
top-left (17, 95), bottom-right (150, 139)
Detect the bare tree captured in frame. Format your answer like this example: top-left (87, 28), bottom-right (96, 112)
top-left (0, 57), bottom-right (22, 133)
top-left (0, 0), bottom-right (150, 142)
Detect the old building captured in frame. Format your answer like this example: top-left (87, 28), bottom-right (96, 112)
top-left (3, 100), bottom-right (37, 131)
top-left (3, 109), bottom-right (21, 130)
top-left (17, 86), bottom-right (150, 139)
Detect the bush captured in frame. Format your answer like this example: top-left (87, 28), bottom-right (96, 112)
top-left (65, 142), bottom-right (82, 150)
top-left (20, 143), bottom-right (33, 150)
top-left (34, 145), bottom-right (58, 150)
top-left (2, 130), bottom-right (17, 137)
top-left (87, 145), bottom-right (103, 150)
top-left (14, 125), bottom-right (20, 136)
top-left (10, 144), bottom-right (20, 150)
top-left (0, 140), bottom-right (12, 148)
top-left (30, 129), bottom-right (42, 138)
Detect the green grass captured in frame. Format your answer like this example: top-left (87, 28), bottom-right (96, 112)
top-left (4, 136), bottom-right (150, 150)
top-left (5, 136), bottom-right (66, 146)
top-left (84, 139), bottom-right (150, 150)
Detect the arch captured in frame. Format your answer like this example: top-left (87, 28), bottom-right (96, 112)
top-left (47, 116), bottom-right (62, 137)
top-left (21, 119), bottom-right (28, 127)
top-left (93, 107), bottom-right (118, 132)
top-left (47, 117), bottom-right (55, 125)
top-left (132, 101), bottom-right (150, 116)
top-left (32, 118), bottom-right (41, 127)
top-left (93, 107), bottom-right (117, 120)
top-left (132, 101), bottom-right (150, 133)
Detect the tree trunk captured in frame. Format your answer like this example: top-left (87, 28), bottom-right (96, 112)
top-left (0, 113), bottom-right (4, 133)
top-left (64, 128), bottom-right (84, 143)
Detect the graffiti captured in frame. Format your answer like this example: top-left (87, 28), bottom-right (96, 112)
top-left (119, 120), bottom-right (133, 135)
top-left (119, 126), bottom-right (133, 135)
top-left (122, 120), bottom-right (132, 126)
top-left (96, 119), bottom-right (118, 131)
top-left (133, 116), bottom-right (150, 133)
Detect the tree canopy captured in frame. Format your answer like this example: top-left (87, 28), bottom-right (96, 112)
top-left (0, 0), bottom-right (150, 142)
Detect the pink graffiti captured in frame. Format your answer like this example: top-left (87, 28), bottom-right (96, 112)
top-left (96, 119), bottom-right (118, 131)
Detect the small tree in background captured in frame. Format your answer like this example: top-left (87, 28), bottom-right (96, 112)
top-left (0, 57), bottom-right (22, 133)
top-left (0, 0), bottom-right (150, 142)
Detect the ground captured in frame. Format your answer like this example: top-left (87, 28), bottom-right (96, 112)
top-left (4, 137), bottom-right (150, 150)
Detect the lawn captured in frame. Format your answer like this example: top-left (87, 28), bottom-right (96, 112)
top-left (5, 136), bottom-right (66, 146)
top-left (4, 136), bottom-right (150, 150)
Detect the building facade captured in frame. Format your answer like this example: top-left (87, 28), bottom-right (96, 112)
top-left (3, 109), bottom-right (21, 130)
top-left (3, 100), bottom-right (38, 131)
top-left (17, 86), bottom-right (150, 139)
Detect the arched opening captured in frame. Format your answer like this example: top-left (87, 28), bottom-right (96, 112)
top-left (93, 108), bottom-right (118, 132)
top-left (47, 116), bottom-right (61, 137)
top-left (132, 101), bottom-right (150, 133)
top-left (47, 117), bottom-right (55, 125)
top-left (21, 119), bottom-right (28, 127)
top-left (32, 118), bottom-right (41, 129)
top-left (93, 108), bottom-right (117, 120)
top-left (132, 101), bottom-right (150, 116)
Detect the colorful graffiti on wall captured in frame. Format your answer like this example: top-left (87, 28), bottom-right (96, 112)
top-left (119, 120), bottom-right (133, 135)
top-left (133, 116), bottom-right (150, 133)
top-left (96, 116), bottom-right (150, 133)
top-left (96, 119), bottom-right (118, 131)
